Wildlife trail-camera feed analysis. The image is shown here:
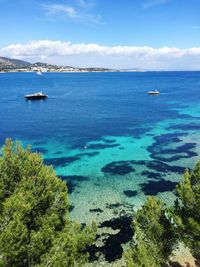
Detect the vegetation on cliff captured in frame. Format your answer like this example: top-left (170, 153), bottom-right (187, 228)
top-left (124, 197), bottom-right (178, 267)
top-left (0, 139), bottom-right (96, 267)
top-left (175, 165), bottom-right (200, 260)
top-left (124, 163), bottom-right (200, 267)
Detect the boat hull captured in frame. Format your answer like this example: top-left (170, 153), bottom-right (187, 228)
top-left (147, 91), bottom-right (160, 95)
top-left (25, 95), bottom-right (48, 100)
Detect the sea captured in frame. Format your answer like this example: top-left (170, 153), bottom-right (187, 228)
top-left (1, 71), bottom-right (200, 228)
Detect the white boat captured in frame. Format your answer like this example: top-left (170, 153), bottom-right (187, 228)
top-left (36, 70), bottom-right (42, 75)
top-left (147, 90), bottom-right (160, 95)
top-left (25, 92), bottom-right (48, 100)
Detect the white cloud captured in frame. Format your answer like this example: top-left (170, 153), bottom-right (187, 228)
top-left (43, 2), bottom-right (102, 24)
top-left (1, 40), bottom-right (200, 70)
top-left (43, 4), bottom-right (78, 18)
top-left (144, 0), bottom-right (169, 8)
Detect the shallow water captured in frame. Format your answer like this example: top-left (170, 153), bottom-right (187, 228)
top-left (1, 71), bottom-right (200, 224)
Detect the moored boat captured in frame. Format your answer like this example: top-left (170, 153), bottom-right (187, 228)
top-left (36, 70), bottom-right (42, 75)
top-left (25, 92), bottom-right (48, 100)
top-left (147, 90), bottom-right (160, 95)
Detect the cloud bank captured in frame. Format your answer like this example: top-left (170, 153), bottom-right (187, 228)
top-left (1, 40), bottom-right (200, 70)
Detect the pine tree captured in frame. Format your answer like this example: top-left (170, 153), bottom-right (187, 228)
top-left (175, 165), bottom-right (200, 259)
top-left (0, 139), bottom-right (96, 267)
top-left (124, 197), bottom-right (178, 267)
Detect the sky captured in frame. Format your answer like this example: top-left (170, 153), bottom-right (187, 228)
top-left (0, 0), bottom-right (200, 70)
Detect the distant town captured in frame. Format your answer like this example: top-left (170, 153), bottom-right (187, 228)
top-left (0, 56), bottom-right (144, 73)
top-left (0, 56), bottom-right (113, 72)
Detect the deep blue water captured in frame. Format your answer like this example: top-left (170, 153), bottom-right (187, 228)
top-left (1, 71), bottom-right (200, 223)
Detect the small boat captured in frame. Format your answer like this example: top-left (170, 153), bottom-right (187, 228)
top-left (25, 92), bottom-right (48, 100)
top-left (36, 70), bottom-right (42, 75)
top-left (147, 90), bottom-right (160, 95)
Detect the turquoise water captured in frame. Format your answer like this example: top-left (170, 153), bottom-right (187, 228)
top-left (1, 71), bottom-right (200, 224)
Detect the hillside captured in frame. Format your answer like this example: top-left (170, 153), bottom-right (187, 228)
top-left (0, 56), bottom-right (31, 68)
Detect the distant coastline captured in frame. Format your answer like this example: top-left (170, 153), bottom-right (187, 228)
top-left (1, 56), bottom-right (200, 73)
top-left (0, 56), bottom-right (145, 73)
top-left (0, 69), bottom-right (146, 73)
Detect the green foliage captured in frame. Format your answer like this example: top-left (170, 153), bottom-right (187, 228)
top-left (37, 222), bottom-right (96, 267)
top-left (124, 226), bottom-right (161, 267)
top-left (175, 165), bottom-right (200, 259)
top-left (125, 161), bottom-right (200, 267)
top-left (124, 197), bottom-right (178, 267)
top-left (0, 139), bottom-right (96, 267)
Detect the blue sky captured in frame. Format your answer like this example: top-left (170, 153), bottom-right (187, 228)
top-left (0, 0), bottom-right (200, 69)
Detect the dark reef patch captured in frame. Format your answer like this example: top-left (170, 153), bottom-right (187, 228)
top-left (124, 190), bottom-right (137, 197)
top-left (168, 123), bottom-right (200, 131)
top-left (153, 132), bottom-right (187, 145)
top-left (59, 175), bottom-right (89, 194)
top-left (159, 143), bottom-right (196, 155)
top-left (131, 159), bottom-right (185, 174)
top-left (102, 139), bottom-right (116, 144)
top-left (131, 160), bottom-right (146, 166)
top-left (141, 171), bottom-right (162, 180)
top-left (147, 132), bottom-right (187, 156)
top-left (89, 208), bottom-right (103, 213)
top-left (44, 156), bottom-right (80, 167)
top-left (145, 160), bottom-right (185, 174)
top-left (106, 203), bottom-right (122, 209)
top-left (148, 137), bottom-right (197, 163)
top-left (146, 133), bottom-right (154, 137)
top-left (57, 177), bottom-right (76, 194)
top-left (145, 130), bottom-right (197, 167)
top-left (66, 180), bottom-right (76, 194)
top-left (60, 175), bottom-right (89, 182)
top-left (102, 161), bottom-right (135, 175)
top-left (141, 179), bottom-right (178, 195)
top-left (69, 204), bottom-right (75, 212)
top-left (102, 159), bottom-right (185, 176)
top-left (88, 216), bottom-right (133, 262)
top-left (131, 127), bottom-right (153, 139)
